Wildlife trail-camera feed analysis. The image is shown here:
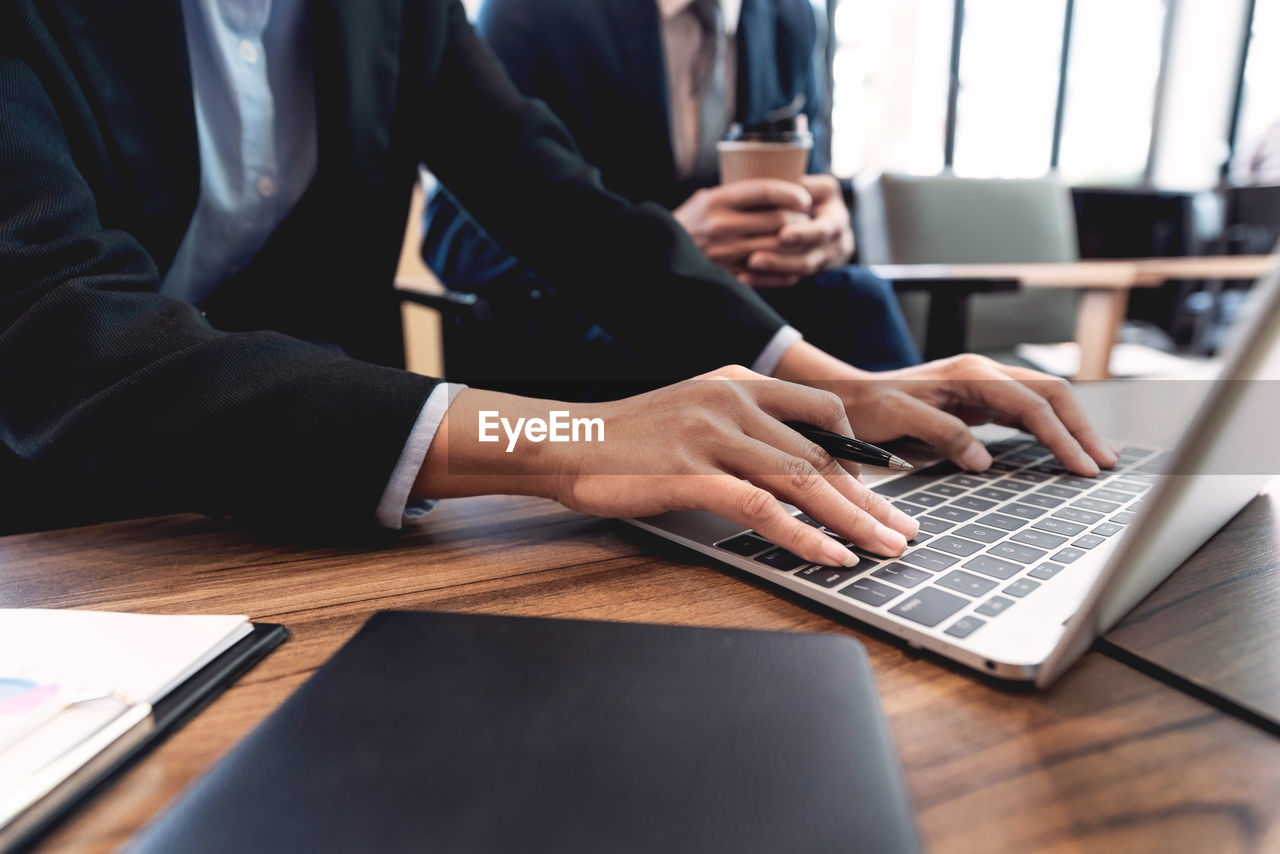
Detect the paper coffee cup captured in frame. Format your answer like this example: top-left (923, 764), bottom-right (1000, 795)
top-left (716, 139), bottom-right (812, 185)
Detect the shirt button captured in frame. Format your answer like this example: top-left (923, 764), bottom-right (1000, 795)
top-left (256, 175), bottom-right (277, 197)
top-left (238, 39), bottom-right (259, 64)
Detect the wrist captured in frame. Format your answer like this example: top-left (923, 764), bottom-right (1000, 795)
top-left (773, 340), bottom-right (872, 384)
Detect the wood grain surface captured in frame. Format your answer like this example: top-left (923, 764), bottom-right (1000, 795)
top-left (1104, 489), bottom-right (1280, 732)
top-left (3, 496), bottom-right (1280, 854)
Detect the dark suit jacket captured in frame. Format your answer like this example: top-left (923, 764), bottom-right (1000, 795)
top-left (0, 0), bottom-right (786, 534)
top-left (423, 0), bottom-right (827, 287)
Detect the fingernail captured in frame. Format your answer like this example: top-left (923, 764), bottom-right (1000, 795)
top-left (877, 526), bottom-right (908, 555)
top-left (960, 444), bottom-right (992, 471)
top-left (890, 507), bottom-right (918, 534)
top-left (822, 538), bottom-right (860, 567)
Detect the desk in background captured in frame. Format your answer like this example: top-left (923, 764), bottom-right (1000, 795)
top-left (874, 255), bottom-right (1278, 381)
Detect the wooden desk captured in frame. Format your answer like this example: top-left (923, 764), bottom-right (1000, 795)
top-left (4, 497), bottom-right (1280, 854)
top-left (873, 256), bottom-right (1277, 381)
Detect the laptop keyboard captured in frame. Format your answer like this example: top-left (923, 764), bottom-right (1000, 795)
top-left (714, 437), bottom-right (1168, 641)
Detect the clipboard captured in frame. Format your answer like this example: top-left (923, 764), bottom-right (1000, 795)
top-left (1, 622), bottom-right (288, 854)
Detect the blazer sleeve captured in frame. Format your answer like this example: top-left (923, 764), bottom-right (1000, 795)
top-left (0, 53), bottom-right (439, 535)
top-left (416, 1), bottom-right (789, 380)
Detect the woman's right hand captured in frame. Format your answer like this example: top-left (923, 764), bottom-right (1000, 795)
top-left (416, 366), bottom-right (919, 568)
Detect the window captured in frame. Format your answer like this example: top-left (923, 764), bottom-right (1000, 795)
top-left (951, 0), bottom-right (1067, 178)
top-left (1052, 0), bottom-right (1168, 184)
top-left (829, 0), bottom-right (955, 176)
top-left (1232, 0), bottom-right (1280, 183)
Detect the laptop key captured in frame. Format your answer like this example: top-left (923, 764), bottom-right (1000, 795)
top-left (1092, 522), bottom-right (1124, 537)
top-left (904, 492), bottom-right (946, 508)
top-left (1053, 507), bottom-right (1104, 524)
top-left (1011, 529), bottom-right (1067, 550)
top-left (990, 477), bottom-right (1033, 492)
top-left (1052, 547), bottom-right (1087, 564)
top-left (717, 533), bottom-right (772, 557)
top-left (918, 515), bottom-right (956, 534)
top-left (936, 570), bottom-right (999, 597)
top-left (839, 577), bottom-right (902, 607)
top-left (1033, 517), bottom-right (1087, 536)
top-left (889, 587), bottom-right (969, 627)
top-left (794, 514), bottom-right (824, 527)
top-left (952, 496), bottom-right (996, 512)
top-left (1028, 562), bottom-right (1065, 580)
top-left (1111, 511), bottom-right (1138, 524)
top-left (794, 565), bottom-right (864, 588)
top-left (1018, 492), bottom-right (1063, 509)
top-left (962, 554), bottom-right (1022, 580)
top-left (1003, 578), bottom-right (1042, 597)
top-left (974, 487), bottom-right (1017, 502)
top-left (754, 548), bottom-right (808, 571)
top-left (987, 542), bottom-right (1047, 564)
top-left (976, 512), bottom-right (1026, 532)
top-left (908, 532), bottom-right (932, 545)
top-left (1007, 470), bottom-right (1051, 484)
top-left (872, 563), bottom-right (933, 589)
top-left (928, 535), bottom-right (985, 558)
top-left (1110, 479), bottom-right (1149, 494)
top-left (931, 506), bottom-right (978, 523)
top-left (975, 596), bottom-right (1014, 617)
top-left (892, 500), bottom-right (929, 517)
top-left (899, 549), bottom-right (960, 572)
top-left (950, 476), bottom-right (987, 490)
top-left (1092, 489), bottom-right (1133, 504)
top-left (924, 483), bottom-right (965, 498)
top-left (1037, 485), bottom-right (1081, 499)
top-left (1058, 476), bottom-right (1099, 490)
top-left (944, 615), bottom-right (986, 639)
top-left (1072, 497), bottom-right (1121, 514)
top-left (1072, 534), bottom-right (1106, 550)
top-left (950, 523), bottom-right (1004, 544)
top-left (1003, 503), bottom-right (1047, 520)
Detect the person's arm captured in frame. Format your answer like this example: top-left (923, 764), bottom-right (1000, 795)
top-left (418, 2), bottom-right (790, 381)
top-left (0, 49), bottom-right (438, 534)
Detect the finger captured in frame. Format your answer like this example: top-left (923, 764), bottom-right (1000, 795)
top-left (697, 472), bottom-right (862, 567)
top-left (997, 366), bottom-right (1119, 469)
top-left (797, 174), bottom-right (841, 201)
top-left (880, 391), bottom-right (995, 472)
top-left (778, 214), bottom-right (842, 248)
top-left (736, 270), bottom-right (802, 288)
top-left (703, 234), bottom-right (786, 266)
top-left (729, 379), bottom-right (918, 539)
top-left (742, 414), bottom-right (919, 544)
top-left (746, 246), bottom-right (828, 276)
top-left (720, 435), bottom-right (911, 557)
top-left (717, 178), bottom-right (813, 212)
top-left (947, 371), bottom-right (1100, 476)
top-left (710, 207), bottom-right (810, 239)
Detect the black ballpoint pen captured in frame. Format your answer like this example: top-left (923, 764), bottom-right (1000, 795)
top-left (784, 422), bottom-right (914, 471)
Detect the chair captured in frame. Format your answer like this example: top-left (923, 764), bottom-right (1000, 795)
top-left (854, 171), bottom-right (1081, 358)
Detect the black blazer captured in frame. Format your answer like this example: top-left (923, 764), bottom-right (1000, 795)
top-left (0, 0), bottom-right (786, 533)
top-left (475, 0), bottom-right (829, 210)
top-left (423, 0), bottom-right (827, 287)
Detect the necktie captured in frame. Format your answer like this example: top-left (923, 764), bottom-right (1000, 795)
top-left (689, 0), bottom-right (729, 182)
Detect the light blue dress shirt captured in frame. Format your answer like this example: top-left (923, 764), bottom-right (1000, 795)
top-left (164, 0), bottom-right (459, 529)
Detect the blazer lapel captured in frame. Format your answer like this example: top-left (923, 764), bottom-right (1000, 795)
top-left (52, 0), bottom-right (198, 267)
top-left (735, 0), bottom-right (787, 126)
top-left (603, 0), bottom-right (677, 187)
top-left (309, 0), bottom-right (403, 196)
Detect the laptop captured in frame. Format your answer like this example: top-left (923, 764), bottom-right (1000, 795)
top-left (631, 250), bottom-right (1280, 687)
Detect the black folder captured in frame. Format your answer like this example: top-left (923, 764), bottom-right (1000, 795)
top-left (128, 610), bottom-right (918, 853)
top-left (7, 621), bottom-right (288, 854)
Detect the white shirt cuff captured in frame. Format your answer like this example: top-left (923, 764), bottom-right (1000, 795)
top-left (751, 325), bottom-right (803, 377)
top-left (375, 382), bottom-right (467, 529)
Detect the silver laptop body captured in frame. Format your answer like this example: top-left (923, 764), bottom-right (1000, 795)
top-left (631, 253), bottom-right (1280, 686)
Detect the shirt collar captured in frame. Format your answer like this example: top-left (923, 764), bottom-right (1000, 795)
top-left (658, 0), bottom-right (741, 36)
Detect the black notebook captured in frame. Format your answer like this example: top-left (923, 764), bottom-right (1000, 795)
top-left (127, 611), bottom-right (920, 854)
